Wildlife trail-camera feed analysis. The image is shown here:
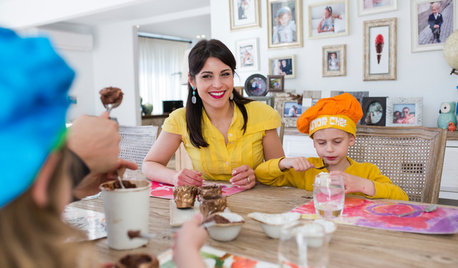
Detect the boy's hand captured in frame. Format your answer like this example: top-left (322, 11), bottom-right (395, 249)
top-left (279, 157), bottom-right (315, 172)
top-left (330, 171), bottom-right (375, 196)
top-left (173, 214), bottom-right (207, 268)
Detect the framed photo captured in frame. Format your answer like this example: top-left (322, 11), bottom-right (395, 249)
top-left (322, 44), bottom-right (346, 77)
top-left (331, 91), bottom-right (369, 106)
top-left (410, 0), bottom-right (456, 52)
top-left (358, 0), bottom-right (398, 16)
top-left (267, 0), bottom-right (303, 48)
top-left (274, 92), bottom-right (304, 127)
top-left (267, 75), bottom-right (285, 92)
top-left (308, 0), bottom-right (349, 39)
top-left (363, 17), bottom-right (397, 81)
top-left (229, 0), bottom-right (261, 30)
top-left (360, 97), bottom-right (387, 126)
top-left (386, 97), bottom-right (423, 126)
top-left (235, 38), bottom-right (259, 72)
top-left (302, 90), bottom-right (322, 111)
top-left (269, 55), bottom-right (296, 79)
top-left (244, 74), bottom-right (268, 96)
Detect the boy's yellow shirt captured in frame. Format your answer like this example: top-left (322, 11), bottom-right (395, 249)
top-left (162, 101), bottom-right (281, 181)
top-left (255, 157), bottom-right (408, 201)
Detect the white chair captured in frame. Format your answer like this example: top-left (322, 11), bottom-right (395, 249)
top-left (119, 125), bottom-right (159, 177)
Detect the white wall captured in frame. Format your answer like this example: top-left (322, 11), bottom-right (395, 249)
top-left (210, 0), bottom-right (458, 127)
top-left (92, 23), bottom-right (140, 126)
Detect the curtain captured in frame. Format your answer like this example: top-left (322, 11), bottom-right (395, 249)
top-left (138, 37), bottom-right (189, 114)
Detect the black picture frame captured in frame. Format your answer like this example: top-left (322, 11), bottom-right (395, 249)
top-left (361, 97), bottom-right (387, 126)
top-left (267, 75), bottom-right (284, 92)
top-left (244, 74), bottom-right (268, 96)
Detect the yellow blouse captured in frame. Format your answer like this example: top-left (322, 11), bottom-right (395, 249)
top-left (162, 101), bottom-right (281, 181)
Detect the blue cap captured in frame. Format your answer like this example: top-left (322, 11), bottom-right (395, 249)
top-left (0, 28), bottom-right (75, 208)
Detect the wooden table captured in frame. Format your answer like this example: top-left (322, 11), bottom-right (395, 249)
top-left (69, 184), bottom-right (458, 267)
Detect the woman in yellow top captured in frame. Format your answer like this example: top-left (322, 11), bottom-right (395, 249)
top-left (142, 39), bottom-right (284, 189)
top-left (255, 93), bottom-right (408, 200)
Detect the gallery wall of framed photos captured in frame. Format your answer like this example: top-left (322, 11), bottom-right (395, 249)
top-left (210, 0), bottom-right (458, 128)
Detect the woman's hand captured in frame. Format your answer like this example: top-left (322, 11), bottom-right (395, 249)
top-left (330, 171), bottom-right (375, 196)
top-left (230, 165), bottom-right (256, 189)
top-left (173, 169), bottom-right (204, 186)
top-left (279, 157), bottom-right (315, 172)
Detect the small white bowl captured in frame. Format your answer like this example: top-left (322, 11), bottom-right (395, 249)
top-left (248, 212), bottom-right (301, 239)
top-left (206, 212), bottom-right (244, 242)
top-left (314, 219), bottom-right (336, 242)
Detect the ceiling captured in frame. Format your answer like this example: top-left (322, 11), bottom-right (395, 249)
top-left (65, 0), bottom-right (211, 40)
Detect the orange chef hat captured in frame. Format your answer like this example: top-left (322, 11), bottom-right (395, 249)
top-left (296, 93), bottom-right (363, 137)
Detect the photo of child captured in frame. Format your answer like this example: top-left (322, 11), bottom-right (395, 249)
top-left (284, 102), bottom-right (302, 117)
top-left (269, 77), bottom-right (283, 91)
top-left (309, 1), bottom-right (347, 38)
top-left (239, 45), bottom-right (254, 68)
top-left (416, 0), bottom-right (454, 45)
top-left (272, 3), bottom-right (297, 44)
top-left (327, 51), bottom-right (340, 71)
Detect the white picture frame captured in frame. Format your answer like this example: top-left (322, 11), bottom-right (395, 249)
top-left (358, 0), bottom-right (398, 16)
top-left (235, 38), bottom-right (259, 72)
top-left (229, 0), bottom-right (261, 30)
top-left (410, 0), bottom-right (456, 52)
top-left (308, 0), bottom-right (349, 39)
top-left (386, 97), bottom-right (423, 126)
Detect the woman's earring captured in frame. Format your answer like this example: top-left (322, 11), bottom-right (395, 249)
top-left (230, 91), bottom-right (234, 100)
top-left (191, 86), bottom-right (197, 104)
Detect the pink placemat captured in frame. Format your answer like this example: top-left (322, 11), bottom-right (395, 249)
top-left (150, 180), bottom-right (246, 199)
top-left (291, 197), bottom-right (458, 234)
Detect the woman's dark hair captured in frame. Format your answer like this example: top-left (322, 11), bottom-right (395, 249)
top-left (186, 39), bottom-right (252, 148)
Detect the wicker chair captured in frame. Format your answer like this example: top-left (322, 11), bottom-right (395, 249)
top-left (348, 126), bottom-right (447, 203)
top-left (119, 125), bottom-right (159, 177)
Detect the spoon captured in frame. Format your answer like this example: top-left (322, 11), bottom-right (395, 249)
top-left (127, 222), bottom-right (216, 240)
top-left (398, 204), bottom-right (438, 217)
top-left (116, 169), bottom-right (125, 189)
top-left (315, 164), bottom-right (329, 170)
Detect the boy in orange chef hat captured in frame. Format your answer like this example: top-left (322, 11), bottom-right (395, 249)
top-left (255, 93), bottom-right (408, 200)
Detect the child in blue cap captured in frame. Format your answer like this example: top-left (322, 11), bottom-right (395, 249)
top-left (0, 28), bottom-right (207, 268)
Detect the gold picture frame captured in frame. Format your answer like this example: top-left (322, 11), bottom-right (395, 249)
top-left (267, 0), bottom-right (303, 48)
top-left (363, 17), bottom-right (397, 81)
top-left (229, 0), bottom-right (261, 31)
top-left (322, 44), bottom-right (346, 77)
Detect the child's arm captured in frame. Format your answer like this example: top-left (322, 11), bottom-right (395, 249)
top-left (317, 19), bottom-right (324, 33)
top-left (255, 157), bottom-right (314, 189)
top-left (333, 164), bottom-right (408, 200)
top-left (279, 157), bottom-right (316, 171)
top-left (173, 214), bottom-right (207, 268)
top-left (330, 171), bottom-right (375, 196)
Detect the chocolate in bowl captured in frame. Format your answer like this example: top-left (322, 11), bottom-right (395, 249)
top-left (173, 185), bottom-right (198, 209)
top-left (115, 253), bottom-right (159, 268)
top-left (99, 86), bottom-right (124, 108)
top-left (199, 185), bottom-right (222, 199)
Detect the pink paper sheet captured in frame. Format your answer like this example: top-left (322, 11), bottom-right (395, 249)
top-left (291, 197), bottom-right (458, 234)
top-left (149, 181), bottom-right (246, 199)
